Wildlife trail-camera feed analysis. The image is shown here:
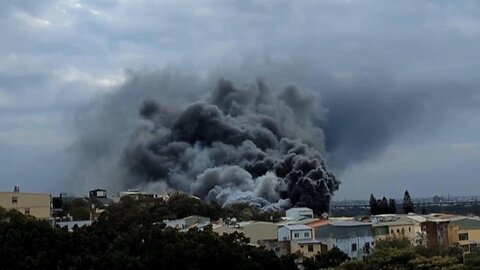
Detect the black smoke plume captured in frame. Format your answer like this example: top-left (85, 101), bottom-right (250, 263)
top-left (71, 68), bottom-right (480, 214)
top-left (121, 79), bottom-right (339, 214)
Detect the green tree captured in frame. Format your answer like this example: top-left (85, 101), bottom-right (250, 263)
top-left (335, 260), bottom-right (368, 270)
top-left (369, 194), bottom-right (378, 215)
top-left (403, 190), bottom-right (415, 214)
top-left (303, 247), bottom-right (349, 270)
top-left (388, 198), bottom-right (397, 214)
top-left (465, 252), bottom-right (480, 268)
top-left (380, 197), bottom-right (389, 214)
top-left (0, 199), bottom-right (295, 270)
top-left (374, 238), bottom-right (412, 250)
top-left (166, 192), bottom-right (208, 219)
top-left (370, 195), bottom-right (398, 215)
top-left (410, 256), bottom-right (466, 270)
top-left (60, 198), bottom-right (90, 220)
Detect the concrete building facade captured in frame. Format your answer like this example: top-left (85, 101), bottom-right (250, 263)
top-left (278, 224), bottom-right (313, 242)
top-left (243, 222), bottom-right (279, 244)
top-left (313, 221), bottom-right (373, 259)
top-left (285, 207), bottom-right (314, 220)
top-left (290, 239), bottom-right (327, 258)
top-left (165, 215), bottom-right (210, 230)
top-left (372, 215), bottom-right (426, 246)
top-left (448, 217), bottom-right (480, 253)
top-left (0, 190), bottom-right (51, 219)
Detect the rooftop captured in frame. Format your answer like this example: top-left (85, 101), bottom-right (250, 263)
top-left (373, 220), bottom-right (415, 227)
top-left (306, 219), bottom-right (329, 227)
top-left (282, 224), bottom-right (311, 231)
top-left (0, 191), bottom-right (50, 196)
top-left (286, 207), bottom-right (313, 212)
top-left (292, 239), bottom-right (325, 244)
top-left (329, 220), bottom-right (372, 227)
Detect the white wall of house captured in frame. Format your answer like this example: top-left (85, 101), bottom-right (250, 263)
top-left (278, 226), bottom-right (312, 241)
top-left (286, 208), bottom-right (314, 220)
top-left (56, 220), bottom-right (92, 232)
top-left (327, 235), bottom-right (374, 259)
top-left (166, 219), bottom-right (186, 229)
top-left (278, 226), bottom-right (291, 241)
top-left (292, 229), bottom-right (312, 240)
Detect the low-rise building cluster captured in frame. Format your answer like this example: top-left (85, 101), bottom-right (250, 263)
top-left (212, 207), bottom-right (374, 261)
top-left (211, 209), bottom-right (480, 260)
top-left (2, 186), bottom-right (480, 260)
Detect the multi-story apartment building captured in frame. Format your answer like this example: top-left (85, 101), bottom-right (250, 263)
top-left (0, 187), bottom-right (51, 219)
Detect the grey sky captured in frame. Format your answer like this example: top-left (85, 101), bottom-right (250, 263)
top-left (0, 0), bottom-right (479, 199)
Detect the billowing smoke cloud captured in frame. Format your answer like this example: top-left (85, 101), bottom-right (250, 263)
top-left (120, 79), bottom-right (338, 214)
top-left (70, 65), bottom-right (480, 212)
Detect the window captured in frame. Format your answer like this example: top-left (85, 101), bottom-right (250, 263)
top-left (24, 208), bottom-right (30, 215)
top-left (391, 230), bottom-right (394, 234)
top-left (409, 227), bottom-right (411, 232)
top-left (304, 232), bottom-right (310, 237)
top-left (274, 247), bottom-right (280, 252)
top-left (12, 197), bottom-right (17, 204)
top-left (397, 229), bottom-right (400, 233)
top-left (364, 242), bottom-right (371, 253)
top-left (294, 233), bottom-right (300, 238)
top-left (351, 243), bottom-right (357, 251)
top-left (459, 233), bottom-right (469, 241)
top-left (308, 245), bottom-right (314, 252)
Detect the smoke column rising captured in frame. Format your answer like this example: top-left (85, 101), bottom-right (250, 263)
top-left (121, 79), bottom-right (339, 214)
top-left (71, 66), bottom-right (479, 211)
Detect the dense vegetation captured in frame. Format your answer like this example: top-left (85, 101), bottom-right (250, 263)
top-left (369, 194), bottom-right (397, 215)
top-left (403, 190), bottom-right (415, 214)
top-left (330, 238), bottom-right (476, 270)
top-left (3, 194), bottom-right (480, 269)
top-left (369, 190), bottom-right (414, 215)
top-left (299, 238), bottom-right (476, 270)
top-left (55, 198), bottom-right (91, 220)
top-left (0, 199), bottom-right (295, 270)
top-left (303, 247), bottom-right (350, 269)
top-left (54, 192), bottom-right (284, 222)
top-left (150, 192), bottom-right (284, 222)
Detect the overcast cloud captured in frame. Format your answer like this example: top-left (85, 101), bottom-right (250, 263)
top-left (0, 0), bottom-right (479, 199)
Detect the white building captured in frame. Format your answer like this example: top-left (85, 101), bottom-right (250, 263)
top-left (285, 207), bottom-right (314, 220)
top-left (165, 215), bottom-right (211, 230)
top-left (313, 220), bottom-right (374, 259)
top-left (56, 220), bottom-right (92, 232)
top-left (278, 224), bottom-right (313, 242)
